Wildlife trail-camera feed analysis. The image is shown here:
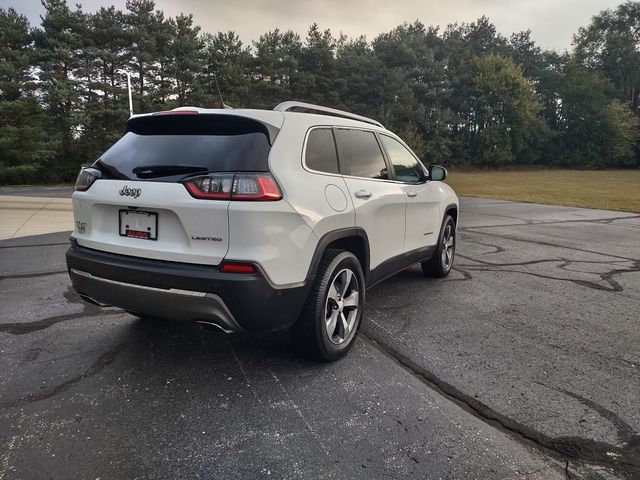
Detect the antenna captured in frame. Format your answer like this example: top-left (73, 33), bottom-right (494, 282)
top-left (213, 75), bottom-right (232, 109)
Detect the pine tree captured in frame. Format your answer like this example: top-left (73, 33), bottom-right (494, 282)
top-left (0, 9), bottom-right (56, 183)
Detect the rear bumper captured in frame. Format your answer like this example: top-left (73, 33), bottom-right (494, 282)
top-left (66, 245), bottom-right (310, 332)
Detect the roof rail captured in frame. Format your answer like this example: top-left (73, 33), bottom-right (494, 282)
top-left (273, 101), bottom-right (384, 128)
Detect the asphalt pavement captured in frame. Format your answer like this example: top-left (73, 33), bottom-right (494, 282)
top-left (1, 196), bottom-right (639, 479)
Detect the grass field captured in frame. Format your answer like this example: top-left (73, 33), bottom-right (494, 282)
top-left (446, 170), bottom-right (640, 214)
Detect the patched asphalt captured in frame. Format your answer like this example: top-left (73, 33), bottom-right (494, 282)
top-left (1, 197), bottom-right (639, 479)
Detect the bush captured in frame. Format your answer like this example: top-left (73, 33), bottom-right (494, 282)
top-left (0, 164), bottom-right (43, 185)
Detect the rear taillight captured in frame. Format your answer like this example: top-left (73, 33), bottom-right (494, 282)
top-left (183, 173), bottom-right (282, 201)
top-left (75, 167), bottom-right (101, 191)
top-left (232, 174), bottom-right (282, 200)
top-left (184, 174), bottom-right (234, 199)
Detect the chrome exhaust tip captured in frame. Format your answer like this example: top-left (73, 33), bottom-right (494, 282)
top-left (78, 293), bottom-right (110, 307)
top-left (196, 320), bottom-right (235, 334)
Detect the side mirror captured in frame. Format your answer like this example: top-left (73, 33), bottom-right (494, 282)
top-left (429, 165), bottom-right (447, 181)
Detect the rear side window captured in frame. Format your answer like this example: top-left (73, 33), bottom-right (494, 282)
top-left (95, 114), bottom-right (275, 181)
top-left (335, 129), bottom-right (388, 180)
top-left (380, 135), bottom-right (424, 183)
top-left (305, 128), bottom-right (339, 174)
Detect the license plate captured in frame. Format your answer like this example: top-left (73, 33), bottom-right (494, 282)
top-left (119, 209), bottom-right (158, 240)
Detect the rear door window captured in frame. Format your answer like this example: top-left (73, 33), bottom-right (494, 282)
top-left (305, 128), bottom-right (339, 174)
top-left (335, 129), bottom-right (389, 180)
top-left (95, 114), bottom-right (275, 182)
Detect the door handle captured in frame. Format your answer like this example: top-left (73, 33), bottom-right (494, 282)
top-left (406, 191), bottom-right (418, 198)
top-left (354, 190), bottom-right (372, 199)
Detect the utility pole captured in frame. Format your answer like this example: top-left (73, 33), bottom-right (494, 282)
top-left (126, 72), bottom-right (133, 118)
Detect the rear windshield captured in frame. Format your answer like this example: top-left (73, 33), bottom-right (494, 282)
top-left (95, 114), bottom-right (275, 181)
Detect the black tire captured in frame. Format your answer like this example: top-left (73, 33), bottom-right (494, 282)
top-left (422, 215), bottom-right (456, 278)
top-left (290, 249), bottom-right (365, 362)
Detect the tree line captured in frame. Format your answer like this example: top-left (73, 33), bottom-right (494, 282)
top-left (1, 0), bottom-right (640, 184)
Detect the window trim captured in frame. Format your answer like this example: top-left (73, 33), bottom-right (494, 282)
top-left (301, 125), bottom-right (430, 185)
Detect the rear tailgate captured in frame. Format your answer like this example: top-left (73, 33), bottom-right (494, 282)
top-left (71, 111), bottom-right (284, 266)
top-left (72, 180), bottom-right (229, 265)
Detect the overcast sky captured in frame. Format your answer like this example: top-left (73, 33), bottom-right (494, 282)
top-left (1, 0), bottom-right (625, 51)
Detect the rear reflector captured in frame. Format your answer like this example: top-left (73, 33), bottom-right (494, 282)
top-left (219, 262), bottom-right (257, 274)
top-left (183, 173), bottom-right (282, 201)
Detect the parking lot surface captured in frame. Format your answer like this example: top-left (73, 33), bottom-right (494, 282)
top-left (1, 196), bottom-right (639, 479)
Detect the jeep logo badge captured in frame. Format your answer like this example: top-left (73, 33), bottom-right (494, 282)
top-left (119, 186), bottom-right (141, 198)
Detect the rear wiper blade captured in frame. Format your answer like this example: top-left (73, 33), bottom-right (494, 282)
top-left (132, 164), bottom-right (209, 178)
top-left (95, 160), bottom-right (128, 180)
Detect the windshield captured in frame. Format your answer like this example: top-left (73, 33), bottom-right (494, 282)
top-left (95, 114), bottom-right (275, 182)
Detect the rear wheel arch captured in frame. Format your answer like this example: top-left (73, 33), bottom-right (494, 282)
top-left (305, 228), bottom-right (370, 285)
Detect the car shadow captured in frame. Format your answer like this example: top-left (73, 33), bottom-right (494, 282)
top-left (120, 314), bottom-right (326, 371)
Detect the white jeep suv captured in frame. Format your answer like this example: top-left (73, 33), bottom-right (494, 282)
top-left (66, 102), bottom-right (459, 361)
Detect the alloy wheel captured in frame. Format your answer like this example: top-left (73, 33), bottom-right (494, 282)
top-left (441, 223), bottom-right (455, 270)
top-left (324, 268), bottom-right (360, 344)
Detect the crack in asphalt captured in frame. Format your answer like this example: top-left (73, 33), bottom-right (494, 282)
top-left (0, 242), bottom-right (68, 250)
top-left (457, 253), bottom-right (629, 269)
top-left (0, 342), bottom-right (129, 410)
top-left (0, 309), bottom-right (123, 335)
top-left (464, 211), bottom-right (541, 225)
top-left (557, 389), bottom-right (638, 444)
top-left (0, 287), bottom-right (124, 335)
top-left (456, 257), bottom-right (640, 292)
top-left (565, 460), bottom-right (572, 479)
top-left (460, 214), bottom-right (640, 231)
top-left (449, 267), bottom-right (473, 281)
top-left (456, 233), bottom-right (640, 293)
top-left (0, 270), bottom-right (67, 281)
top-left (460, 229), bottom-right (638, 262)
top-left (362, 334), bottom-right (640, 479)
top-left (468, 240), bottom-right (506, 255)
